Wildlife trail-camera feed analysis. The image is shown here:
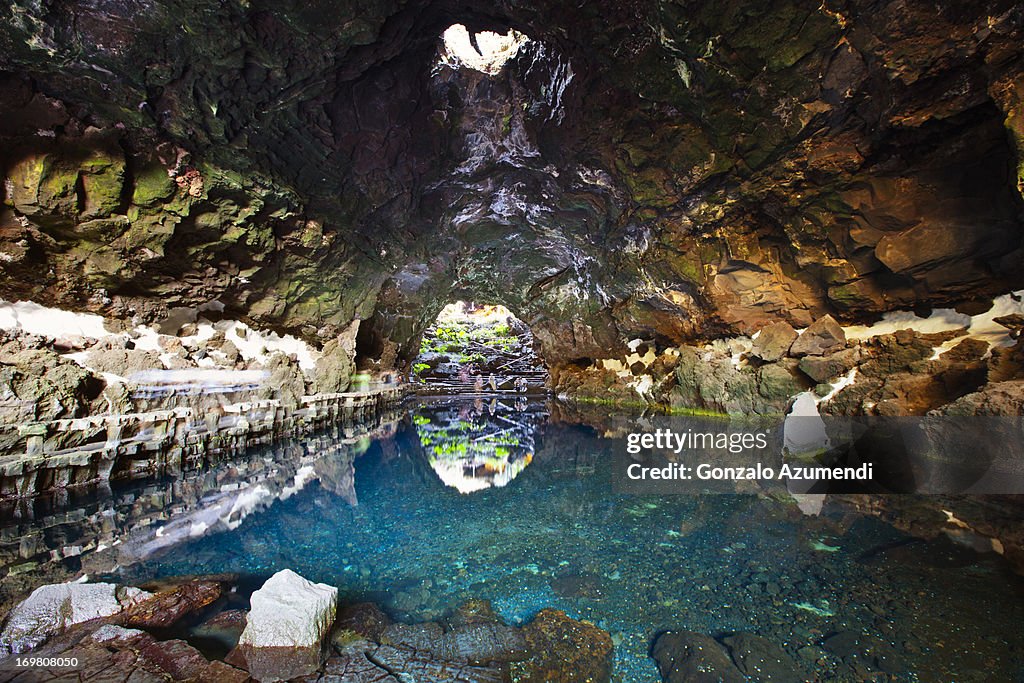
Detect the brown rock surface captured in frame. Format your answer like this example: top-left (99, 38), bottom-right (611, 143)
top-left (0, 623), bottom-right (248, 683)
top-left (790, 316), bottom-right (847, 357)
top-left (514, 608), bottom-right (613, 683)
top-left (120, 580), bottom-right (223, 629)
top-left (751, 322), bottom-right (798, 362)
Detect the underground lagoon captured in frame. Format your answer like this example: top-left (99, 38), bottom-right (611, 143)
top-left (1, 0), bottom-right (1024, 681)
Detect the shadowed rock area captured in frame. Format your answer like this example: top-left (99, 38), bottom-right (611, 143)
top-left (0, 0), bottom-right (1021, 383)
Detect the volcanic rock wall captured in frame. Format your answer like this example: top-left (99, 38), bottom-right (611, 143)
top-left (1, 0), bottom-right (1022, 384)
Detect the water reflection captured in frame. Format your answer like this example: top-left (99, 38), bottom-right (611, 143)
top-left (413, 398), bottom-right (545, 493)
top-left (0, 400), bottom-right (1022, 682)
top-left (0, 414), bottom-right (399, 610)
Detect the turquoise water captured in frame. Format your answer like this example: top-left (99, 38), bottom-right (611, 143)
top-left (110, 398), bottom-right (1024, 682)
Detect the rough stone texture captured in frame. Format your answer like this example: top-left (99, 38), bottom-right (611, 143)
top-left (514, 608), bottom-right (613, 682)
top-left (192, 609), bottom-right (248, 654)
top-left (256, 352), bottom-right (309, 409)
top-left (798, 347), bottom-right (862, 383)
top-left (790, 315), bottom-right (847, 357)
top-left (0, 340), bottom-right (103, 425)
top-left (83, 347), bottom-right (164, 379)
top-left (0, 386), bottom-right (402, 499)
top-left (823, 331), bottom-right (989, 415)
top-left (314, 333), bottom-right (356, 394)
top-left (0, 622), bottom-right (249, 682)
top-left (119, 580), bottom-right (222, 629)
top-left (722, 632), bottom-right (802, 682)
top-left (0, 0), bottom-right (1021, 382)
top-left (237, 568), bottom-right (339, 682)
top-left (315, 645), bottom-right (507, 683)
top-left (0, 582), bottom-right (151, 656)
top-left (652, 630), bottom-right (745, 683)
top-left (671, 347), bottom-right (805, 416)
top-left (932, 379), bottom-right (1024, 416)
top-left (381, 621), bottom-right (528, 665)
top-left (307, 600), bottom-right (607, 683)
top-left (751, 322), bottom-right (798, 362)
top-left (334, 602), bottom-right (390, 642)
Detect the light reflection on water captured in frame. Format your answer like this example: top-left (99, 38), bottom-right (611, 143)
top-left (2, 398), bottom-right (1023, 681)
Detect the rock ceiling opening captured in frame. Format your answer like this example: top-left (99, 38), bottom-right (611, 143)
top-left (438, 24), bottom-right (530, 75)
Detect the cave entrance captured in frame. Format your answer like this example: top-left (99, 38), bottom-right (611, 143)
top-left (411, 301), bottom-right (548, 396)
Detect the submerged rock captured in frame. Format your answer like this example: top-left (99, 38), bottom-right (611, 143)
top-left (236, 568), bottom-right (338, 682)
top-left (192, 609), bottom-right (248, 653)
top-left (514, 608), bottom-right (613, 682)
top-left (652, 631), bottom-right (744, 683)
top-left (0, 581), bottom-right (152, 656)
top-left (721, 632), bottom-right (802, 682)
top-left (381, 620), bottom-right (528, 665)
top-left (323, 643), bottom-right (508, 682)
top-left (334, 601), bottom-right (391, 642)
top-left (322, 600), bottom-right (611, 683)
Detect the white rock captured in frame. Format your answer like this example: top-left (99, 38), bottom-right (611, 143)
top-left (0, 582), bottom-right (152, 656)
top-left (237, 569), bottom-right (338, 682)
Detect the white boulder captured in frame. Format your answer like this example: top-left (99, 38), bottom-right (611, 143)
top-left (237, 569), bottom-right (338, 681)
top-left (0, 582), bottom-right (152, 656)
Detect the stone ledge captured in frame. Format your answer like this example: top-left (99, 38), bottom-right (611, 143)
top-left (0, 386), bottom-right (405, 500)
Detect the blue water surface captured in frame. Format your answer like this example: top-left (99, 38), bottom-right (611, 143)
top-left (114, 398), bottom-right (1024, 682)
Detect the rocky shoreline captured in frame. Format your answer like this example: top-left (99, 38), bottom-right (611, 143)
top-left (0, 559), bottom-right (968, 682)
top-left (1, 387), bottom-right (401, 501)
top-left (0, 571), bottom-right (615, 683)
top-left (553, 304), bottom-right (1024, 418)
top-left (0, 301), bottom-right (405, 501)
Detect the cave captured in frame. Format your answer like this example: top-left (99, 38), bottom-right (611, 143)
top-left (409, 301), bottom-right (548, 395)
top-left (1, 0), bottom-right (1024, 680)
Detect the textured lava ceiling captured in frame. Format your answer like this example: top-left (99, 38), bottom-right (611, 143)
top-left (0, 0), bottom-right (1022, 369)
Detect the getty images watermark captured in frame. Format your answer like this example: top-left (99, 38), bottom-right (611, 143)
top-left (624, 428), bottom-right (873, 484)
top-left (613, 417), bottom-right (1024, 495)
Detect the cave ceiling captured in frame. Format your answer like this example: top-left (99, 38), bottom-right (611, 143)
top-left (0, 0), bottom-right (1022, 367)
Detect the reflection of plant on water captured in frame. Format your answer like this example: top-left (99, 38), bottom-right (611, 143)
top-left (414, 399), bottom-right (543, 493)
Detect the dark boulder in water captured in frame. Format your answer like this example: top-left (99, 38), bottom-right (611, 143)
top-left (652, 630), bottom-right (744, 683)
top-left (721, 632), bottom-right (802, 683)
